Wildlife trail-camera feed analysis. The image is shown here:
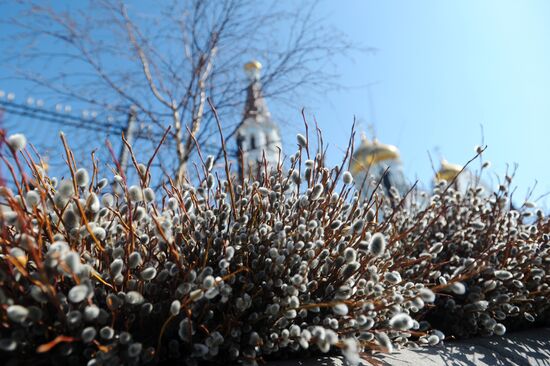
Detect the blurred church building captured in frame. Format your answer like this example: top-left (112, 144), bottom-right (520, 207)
top-left (235, 59), bottom-right (481, 198)
top-left (349, 134), bottom-right (408, 199)
top-left (236, 60), bottom-right (282, 179)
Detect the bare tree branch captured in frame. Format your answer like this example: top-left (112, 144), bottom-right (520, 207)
top-left (2, 0), bottom-right (355, 182)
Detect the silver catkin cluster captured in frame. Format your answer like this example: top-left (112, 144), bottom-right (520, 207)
top-left (386, 179), bottom-right (550, 338)
top-left (0, 133), bottom-right (548, 366)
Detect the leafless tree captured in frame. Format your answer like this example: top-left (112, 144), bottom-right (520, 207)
top-left (2, 0), bottom-right (353, 182)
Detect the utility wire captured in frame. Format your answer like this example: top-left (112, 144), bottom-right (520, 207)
top-left (0, 97), bottom-right (245, 157)
top-left (0, 99), bottom-right (124, 135)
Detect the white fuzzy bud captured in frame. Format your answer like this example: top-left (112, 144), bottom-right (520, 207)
top-left (375, 332), bottom-right (393, 353)
top-left (92, 227), bottom-right (106, 241)
top-left (110, 259), bottom-right (124, 277)
top-left (102, 193), bottom-right (114, 208)
top-left (419, 288), bottom-right (436, 303)
top-left (311, 184), bottom-right (324, 200)
top-left (369, 233), bottom-right (386, 257)
top-left (81, 327), bottom-right (96, 343)
top-left (448, 282), bottom-right (466, 295)
top-left (25, 190), bottom-right (40, 207)
top-left (129, 252), bottom-right (142, 269)
top-left (170, 300), bottom-right (181, 316)
top-left (97, 178), bottom-right (109, 190)
top-left (342, 171), bottom-right (353, 185)
top-left (86, 192), bottom-right (100, 213)
top-left (384, 271), bottom-right (402, 284)
top-left (143, 187), bottom-right (155, 203)
top-left (58, 180), bottom-right (74, 198)
top-left (68, 284), bottom-right (89, 303)
top-left (128, 186), bottom-right (143, 202)
top-left (332, 303), bottom-right (348, 316)
top-left (189, 289), bottom-right (204, 302)
top-left (494, 323), bottom-right (506, 336)
top-left (205, 155), bottom-right (215, 171)
top-left (126, 291), bottom-right (144, 305)
top-left (7, 305), bottom-right (29, 324)
top-left (296, 133), bottom-right (307, 148)
top-left (389, 313), bottom-right (414, 330)
top-left (7, 134), bottom-right (27, 151)
top-left (75, 168), bottom-right (89, 187)
top-left (494, 270), bottom-right (513, 281)
top-left (140, 267), bottom-right (157, 281)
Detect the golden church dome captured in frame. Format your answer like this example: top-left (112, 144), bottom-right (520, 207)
top-left (436, 160), bottom-right (462, 182)
top-left (244, 60), bottom-right (262, 71)
top-left (350, 135), bottom-right (400, 174)
top-left (244, 60), bottom-right (262, 82)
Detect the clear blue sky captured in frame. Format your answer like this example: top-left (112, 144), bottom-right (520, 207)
top-left (1, 1), bottom-right (550, 205)
top-left (312, 0), bottom-right (550, 205)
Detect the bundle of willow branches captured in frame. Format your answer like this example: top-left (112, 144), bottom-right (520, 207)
top-left (0, 130), bottom-right (548, 366)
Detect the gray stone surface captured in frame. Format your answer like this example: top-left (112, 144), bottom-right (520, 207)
top-left (268, 328), bottom-right (550, 366)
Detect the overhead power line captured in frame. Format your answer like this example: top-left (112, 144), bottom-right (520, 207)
top-left (0, 99), bottom-right (124, 135)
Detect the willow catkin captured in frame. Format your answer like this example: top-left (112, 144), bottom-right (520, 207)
top-left (68, 284), bottom-right (89, 303)
top-left (75, 168), bottom-right (89, 187)
top-left (296, 133), bottom-right (307, 148)
top-left (389, 313), bottom-right (414, 331)
top-left (369, 233), bottom-right (386, 257)
top-left (342, 171), bottom-right (353, 185)
top-left (2, 130), bottom-right (549, 365)
top-left (143, 187), bottom-right (155, 202)
top-left (6, 133), bottom-right (27, 151)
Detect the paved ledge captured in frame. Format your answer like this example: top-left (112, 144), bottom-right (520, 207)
top-left (267, 328), bottom-right (550, 366)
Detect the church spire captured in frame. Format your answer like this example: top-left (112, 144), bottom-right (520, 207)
top-left (242, 60), bottom-right (271, 123)
top-left (237, 60), bottom-right (282, 179)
